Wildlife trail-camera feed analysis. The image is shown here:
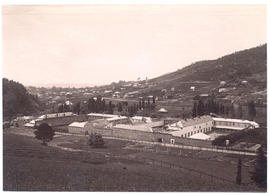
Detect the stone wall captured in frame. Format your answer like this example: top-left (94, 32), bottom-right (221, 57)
top-left (84, 125), bottom-right (212, 148)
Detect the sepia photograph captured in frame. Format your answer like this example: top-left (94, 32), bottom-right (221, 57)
top-left (2, 3), bottom-right (267, 192)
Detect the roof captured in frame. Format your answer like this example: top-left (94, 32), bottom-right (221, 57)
top-left (114, 124), bottom-right (153, 132)
top-left (69, 122), bottom-right (88, 128)
top-left (24, 123), bottom-right (35, 127)
top-left (158, 108), bottom-right (168, 113)
top-left (38, 112), bottom-right (74, 119)
top-left (190, 133), bottom-right (211, 140)
top-left (131, 116), bottom-right (152, 123)
top-left (107, 116), bottom-right (128, 122)
top-left (212, 117), bottom-right (259, 127)
top-left (87, 113), bottom-right (118, 118)
top-left (168, 115), bottom-right (213, 129)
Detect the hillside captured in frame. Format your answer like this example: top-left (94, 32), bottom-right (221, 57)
top-left (150, 44), bottom-right (266, 88)
top-left (3, 78), bottom-right (43, 120)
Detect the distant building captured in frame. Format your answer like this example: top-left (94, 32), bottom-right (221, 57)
top-left (38, 112), bottom-right (75, 119)
top-left (14, 116), bottom-right (34, 127)
top-left (68, 122), bottom-right (88, 134)
top-left (220, 81), bottom-right (226, 86)
top-left (212, 117), bottom-right (259, 131)
top-left (158, 108), bottom-right (168, 113)
top-left (190, 132), bottom-right (211, 140)
top-left (166, 115), bottom-right (213, 138)
top-left (131, 116), bottom-right (152, 124)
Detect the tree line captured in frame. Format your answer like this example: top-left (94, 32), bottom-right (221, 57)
top-left (192, 98), bottom-right (256, 120)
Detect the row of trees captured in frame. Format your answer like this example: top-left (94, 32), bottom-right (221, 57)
top-left (192, 98), bottom-right (256, 120)
top-left (69, 96), bottom-right (156, 117)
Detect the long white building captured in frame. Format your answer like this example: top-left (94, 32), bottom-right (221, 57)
top-left (212, 117), bottom-right (259, 131)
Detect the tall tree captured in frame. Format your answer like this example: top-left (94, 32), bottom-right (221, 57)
top-left (34, 123), bottom-right (55, 146)
top-left (117, 103), bottom-right (123, 112)
top-left (248, 100), bottom-right (256, 121)
top-left (238, 104), bottom-right (243, 119)
top-left (236, 158), bottom-right (242, 185)
top-left (197, 100), bottom-right (205, 116)
top-left (192, 101), bottom-right (198, 117)
top-left (250, 147), bottom-right (267, 189)
top-left (108, 101), bottom-right (114, 114)
top-left (73, 102), bottom-right (81, 115)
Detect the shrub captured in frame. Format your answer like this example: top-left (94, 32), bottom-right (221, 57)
top-left (88, 133), bottom-right (105, 148)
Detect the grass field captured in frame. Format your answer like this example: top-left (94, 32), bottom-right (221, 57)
top-left (3, 129), bottom-right (263, 191)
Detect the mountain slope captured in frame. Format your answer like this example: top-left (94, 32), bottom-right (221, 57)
top-left (150, 44), bottom-right (266, 86)
top-left (3, 78), bottom-right (43, 120)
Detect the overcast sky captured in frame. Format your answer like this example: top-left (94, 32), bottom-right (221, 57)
top-left (2, 5), bottom-right (266, 87)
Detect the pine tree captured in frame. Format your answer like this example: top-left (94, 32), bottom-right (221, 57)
top-left (197, 100), bottom-right (205, 116)
top-left (238, 104), bottom-right (243, 119)
top-left (251, 147), bottom-right (267, 189)
top-left (192, 101), bottom-right (198, 117)
top-left (248, 100), bottom-right (256, 121)
top-left (236, 158), bottom-right (242, 185)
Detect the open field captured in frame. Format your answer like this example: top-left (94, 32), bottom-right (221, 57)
top-left (3, 127), bottom-right (263, 191)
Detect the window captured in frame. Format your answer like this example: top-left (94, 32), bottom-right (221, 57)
top-left (185, 134), bottom-right (186, 138)
top-left (157, 138), bottom-right (163, 143)
top-left (200, 129), bottom-right (202, 132)
top-left (197, 130), bottom-right (199, 133)
top-left (170, 139), bottom-right (175, 144)
top-left (181, 135), bottom-right (183, 138)
top-left (188, 132), bottom-right (190, 137)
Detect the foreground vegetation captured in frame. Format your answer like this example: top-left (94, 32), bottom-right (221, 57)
top-left (3, 132), bottom-right (263, 191)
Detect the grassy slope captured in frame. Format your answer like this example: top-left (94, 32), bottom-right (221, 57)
top-left (3, 132), bottom-right (262, 191)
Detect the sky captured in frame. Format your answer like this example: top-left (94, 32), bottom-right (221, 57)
top-left (2, 5), bottom-right (267, 87)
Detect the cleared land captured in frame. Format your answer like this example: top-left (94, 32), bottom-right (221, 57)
top-left (3, 128), bottom-right (262, 191)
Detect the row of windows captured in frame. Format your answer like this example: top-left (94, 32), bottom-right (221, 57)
top-left (180, 127), bottom-right (212, 138)
top-left (193, 122), bottom-right (214, 129)
top-left (214, 121), bottom-right (249, 127)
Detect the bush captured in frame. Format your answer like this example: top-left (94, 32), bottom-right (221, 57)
top-left (88, 133), bottom-right (105, 148)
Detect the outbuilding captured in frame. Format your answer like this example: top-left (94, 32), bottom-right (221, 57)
top-left (68, 122), bottom-right (88, 134)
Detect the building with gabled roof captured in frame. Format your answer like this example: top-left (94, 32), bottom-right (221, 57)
top-left (166, 115), bottom-right (213, 138)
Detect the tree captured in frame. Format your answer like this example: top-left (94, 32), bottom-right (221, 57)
top-left (117, 103), bottom-right (123, 112)
top-left (236, 158), bottom-right (242, 185)
top-left (248, 100), bottom-right (256, 121)
top-left (34, 123), bottom-right (55, 146)
top-left (250, 147), bottom-right (267, 189)
top-left (58, 104), bottom-right (64, 113)
top-left (88, 133), bottom-right (105, 148)
top-left (197, 100), bottom-right (205, 116)
top-left (73, 102), bottom-right (81, 115)
top-left (192, 101), bottom-right (198, 117)
top-left (108, 101), bottom-right (114, 114)
top-left (238, 104), bottom-right (243, 119)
